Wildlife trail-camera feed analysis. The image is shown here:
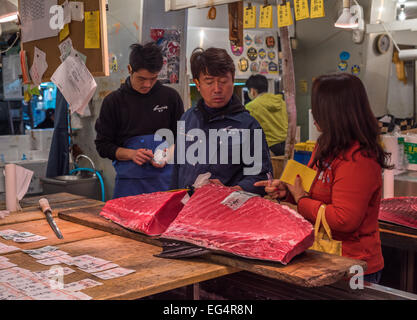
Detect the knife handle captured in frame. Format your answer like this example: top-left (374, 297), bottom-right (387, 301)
top-left (39, 198), bottom-right (52, 214)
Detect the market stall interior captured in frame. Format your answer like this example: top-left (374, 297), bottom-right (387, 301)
top-left (0, 0), bottom-right (417, 301)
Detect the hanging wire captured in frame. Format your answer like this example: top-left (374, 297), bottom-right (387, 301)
top-left (0, 31), bottom-right (20, 54)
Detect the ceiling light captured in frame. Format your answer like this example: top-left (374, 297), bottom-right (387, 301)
top-left (0, 0), bottom-right (18, 24)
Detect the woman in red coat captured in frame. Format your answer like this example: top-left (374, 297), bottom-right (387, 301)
top-left (255, 73), bottom-right (391, 284)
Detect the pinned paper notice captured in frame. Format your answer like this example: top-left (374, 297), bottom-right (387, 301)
top-left (294, 0), bottom-right (310, 21)
top-left (85, 11), bottom-right (100, 49)
top-left (51, 55), bottom-right (97, 116)
top-left (62, 0), bottom-right (71, 25)
top-left (310, 0), bottom-right (325, 19)
top-left (277, 2), bottom-right (293, 27)
top-left (280, 160), bottom-right (317, 192)
top-left (70, 1), bottom-right (84, 22)
top-left (59, 23), bottom-right (70, 42)
top-left (244, 5), bottom-right (256, 29)
top-left (259, 5), bottom-right (273, 28)
top-left (29, 47), bottom-right (48, 86)
top-left (58, 37), bottom-right (73, 60)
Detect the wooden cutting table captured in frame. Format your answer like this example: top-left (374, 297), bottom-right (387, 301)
top-left (1, 193), bottom-right (413, 300)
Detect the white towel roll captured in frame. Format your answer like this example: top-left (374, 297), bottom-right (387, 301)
top-left (5, 164), bottom-right (17, 212)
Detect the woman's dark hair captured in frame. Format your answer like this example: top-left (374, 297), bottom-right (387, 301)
top-left (311, 73), bottom-right (392, 170)
top-left (246, 75), bottom-right (268, 93)
top-left (190, 47), bottom-right (235, 80)
top-left (129, 42), bottom-right (163, 73)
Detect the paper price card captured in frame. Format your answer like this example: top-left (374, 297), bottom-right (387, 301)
top-left (277, 2), bottom-right (293, 27)
top-left (259, 5), bottom-right (273, 29)
top-left (85, 11), bottom-right (100, 49)
top-left (59, 23), bottom-right (70, 42)
top-left (244, 5), bottom-right (256, 29)
top-left (310, 0), bottom-right (325, 19)
top-left (294, 0), bottom-right (310, 21)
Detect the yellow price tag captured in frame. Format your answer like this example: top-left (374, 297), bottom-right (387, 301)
top-left (259, 5), bottom-right (273, 29)
top-left (244, 5), bottom-right (257, 29)
top-left (59, 24), bottom-right (70, 42)
top-left (277, 2), bottom-right (293, 27)
top-left (310, 0), bottom-right (325, 19)
top-left (294, 0), bottom-right (310, 21)
top-left (85, 11), bottom-right (100, 49)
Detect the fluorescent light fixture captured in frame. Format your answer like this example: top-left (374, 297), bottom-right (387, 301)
top-left (398, 5), bottom-right (406, 21)
top-left (0, 0), bottom-right (18, 23)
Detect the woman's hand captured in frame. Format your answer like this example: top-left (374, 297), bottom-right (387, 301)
top-left (286, 175), bottom-right (309, 203)
top-left (254, 179), bottom-right (288, 200)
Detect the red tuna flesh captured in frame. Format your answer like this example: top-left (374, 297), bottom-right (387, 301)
top-left (161, 184), bottom-right (314, 264)
top-left (379, 197), bottom-right (417, 230)
top-left (100, 190), bottom-right (188, 236)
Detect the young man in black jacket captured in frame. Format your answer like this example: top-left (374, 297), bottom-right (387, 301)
top-left (95, 42), bottom-right (184, 198)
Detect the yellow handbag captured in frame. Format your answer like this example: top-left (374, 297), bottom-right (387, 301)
top-left (309, 204), bottom-right (342, 256)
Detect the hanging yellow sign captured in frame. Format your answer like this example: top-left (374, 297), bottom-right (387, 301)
top-left (259, 5), bottom-right (273, 29)
top-left (277, 2), bottom-right (293, 28)
top-left (244, 5), bottom-right (256, 29)
top-left (310, 0), bottom-right (325, 19)
top-left (85, 11), bottom-right (101, 49)
top-left (294, 0), bottom-right (310, 21)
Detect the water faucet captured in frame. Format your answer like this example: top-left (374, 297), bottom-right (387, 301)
top-left (75, 154), bottom-right (96, 176)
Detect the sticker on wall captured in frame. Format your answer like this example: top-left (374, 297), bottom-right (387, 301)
top-left (268, 62), bottom-right (278, 73)
top-left (268, 51), bottom-right (276, 60)
top-left (266, 36), bottom-right (276, 48)
top-left (244, 34), bottom-right (253, 46)
top-left (109, 53), bottom-right (118, 73)
top-left (338, 61), bottom-right (348, 71)
top-left (247, 47), bottom-right (258, 61)
top-left (231, 44), bottom-right (244, 56)
top-left (238, 57), bottom-right (249, 72)
top-left (260, 61), bottom-right (269, 74)
top-left (258, 48), bottom-right (266, 59)
top-left (351, 64), bottom-right (360, 76)
top-left (250, 62), bottom-right (259, 72)
top-left (254, 34), bottom-right (263, 45)
top-left (339, 51), bottom-right (350, 61)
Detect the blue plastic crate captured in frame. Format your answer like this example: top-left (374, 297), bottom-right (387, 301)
top-left (294, 151), bottom-right (312, 165)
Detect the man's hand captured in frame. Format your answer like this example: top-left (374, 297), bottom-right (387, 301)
top-left (131, 148), bottom-right (154, 166)
top-left (254, 179), bottom-right (288, 200)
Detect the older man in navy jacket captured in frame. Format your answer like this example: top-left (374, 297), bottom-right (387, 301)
top-left (171, 48), bottom-right (272, 195)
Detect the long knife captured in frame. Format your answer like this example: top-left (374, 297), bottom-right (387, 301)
top-left (39, 198), bottom-right (64, 239)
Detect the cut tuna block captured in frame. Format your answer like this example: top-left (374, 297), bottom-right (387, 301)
top-left (161, 184), bottom-right (314, 264)
top-left (379, 197), bottom-right (417, 230)
top-left (100, 190), bottom-right (188, 236)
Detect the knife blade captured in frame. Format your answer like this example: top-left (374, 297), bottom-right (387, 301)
top-left (39, 198), bottom-right (64, 239)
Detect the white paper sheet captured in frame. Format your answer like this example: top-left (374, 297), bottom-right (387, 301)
top-left (62, 0), bottom-right (71, 25)
top-left (30, 47), bottom-right (48, 87)
top-left (58, 37), bottom-right (73, 61)
top-left (51, 55), bottom-right (97, 116)
top-left (15, 164), bottom-right (34, 201)
top-left (20, 0), bottom-right (59, 43)
top-left (70, 1), bottom-right (84, 21)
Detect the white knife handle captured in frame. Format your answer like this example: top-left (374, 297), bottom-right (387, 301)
top-left (39, 198), bottom-right (52, 213)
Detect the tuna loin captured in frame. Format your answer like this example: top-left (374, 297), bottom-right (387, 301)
top-left (379, 197), bottom-right (417, 230)
top-left (161, 184), bottom-right (314, 264)
top-left (99, 190), bottom-right (188, 236)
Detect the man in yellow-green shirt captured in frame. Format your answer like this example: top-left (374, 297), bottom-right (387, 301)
top-left (245, 75), bottom-right (288, 156)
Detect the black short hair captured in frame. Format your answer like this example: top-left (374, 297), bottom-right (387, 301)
top-left (129, 42), bottom-right (163, 73)
top-left (190, 47), bottom-right (235, 80)
top-left (245, 75), bottom-right (268, 93)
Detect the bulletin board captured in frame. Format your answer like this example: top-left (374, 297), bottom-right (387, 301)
top-left (19, 0), bottom-right (109, 82)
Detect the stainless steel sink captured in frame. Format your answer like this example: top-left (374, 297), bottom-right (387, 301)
top-left (54, 175), bottom-right (93, 181)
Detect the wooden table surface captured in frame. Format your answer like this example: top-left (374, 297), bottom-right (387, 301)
top-left (58, 205), bottom-right (367, 288)
top-left (0, 218), bottom-right (108, 252)
top-left (0, 198), bottom-right (103, 227)
top-left (0, 192), bottom-right (87, 211)
top-left (2, 234), bottom-right (236, 300)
